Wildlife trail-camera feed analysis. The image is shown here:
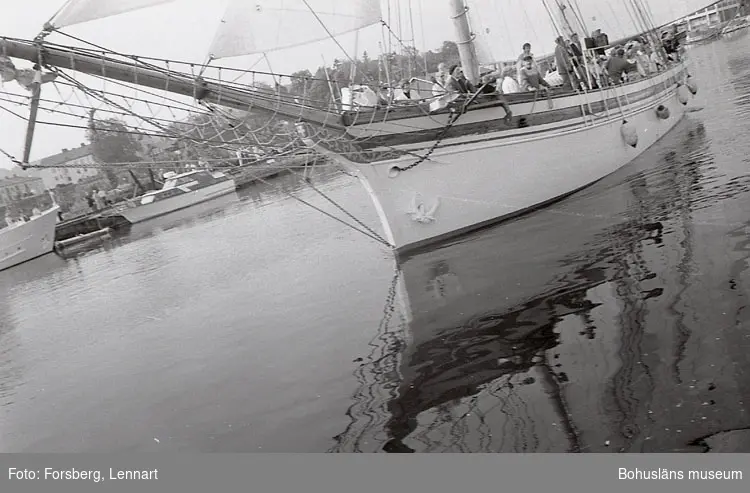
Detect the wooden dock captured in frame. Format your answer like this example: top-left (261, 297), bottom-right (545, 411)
top-left (54, 227), bottom-right (113, 257)
top-left (55, 212), bottom-right (130, 242)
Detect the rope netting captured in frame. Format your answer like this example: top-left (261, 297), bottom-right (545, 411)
top-left (0, 36), bottom-right (407, 248)
top-left (0, 30), bottom-right (454, 173)
top-left (0, 0), bottom-right (680, 246)
top-left (1, 52), bottom-right (319, 168)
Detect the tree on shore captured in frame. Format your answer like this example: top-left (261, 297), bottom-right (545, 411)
top-left (282, 41), bottom-right (461, 102)
top-left (86, 112), bottom-right (144, 188)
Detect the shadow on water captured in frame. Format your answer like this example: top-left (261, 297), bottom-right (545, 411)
top-left (330, 55), bottom-right (750, 452)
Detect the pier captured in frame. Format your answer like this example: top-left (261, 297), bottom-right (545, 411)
top-left (54, 212), bottom-right (130, 242)
top-left (54, 227), bottom-right (113, 257)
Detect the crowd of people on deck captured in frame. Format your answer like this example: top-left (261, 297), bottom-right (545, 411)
top-left (431, 27), bottom-right (681, 96)
top-left (342, 25), bottom-right (683, 112)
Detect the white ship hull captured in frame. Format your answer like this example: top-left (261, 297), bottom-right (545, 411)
top-left (119, 179), bottom-right (236, 224)
top-left (0, 205), bottom-right (59, 272)
top-left (306, 63), bottom-right (694, 257)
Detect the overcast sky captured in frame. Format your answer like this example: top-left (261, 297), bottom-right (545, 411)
top-left (0, 0), bottom-right (713, 170)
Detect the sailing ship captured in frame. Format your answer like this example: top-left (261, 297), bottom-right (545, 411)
top-left (0, 0), bottom-right (710, 258)
top-left (114, 169), bottom-right (236, 224)
top-left (330, 119), bottom-right (750, 452)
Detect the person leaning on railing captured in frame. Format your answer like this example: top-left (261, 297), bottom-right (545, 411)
top-left (470, 71), bottom-right (513, 125)
top-left (519, 55), bottom-right (552, 93)
top-left (515, 43), bottom-right (541, 85)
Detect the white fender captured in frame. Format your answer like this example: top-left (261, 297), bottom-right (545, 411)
top-left (621, 120), bottom-right (638, 148)
top-left (677, 84), bottom-right (691, 105)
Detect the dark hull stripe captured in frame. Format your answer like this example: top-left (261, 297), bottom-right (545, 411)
top-left (312, 84), bottom-right (676, 165)
top-left (301, 69), bottom-right (686, 166)
top-left (344, 68), bottom-right (681, 126)
top-left (351, 73), bottom-right (683, 150)
top-left (397, 85), bottom-right (676, 153)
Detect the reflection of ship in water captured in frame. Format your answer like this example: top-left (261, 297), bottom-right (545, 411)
top-left (330, 118), bottom-right (750, 452)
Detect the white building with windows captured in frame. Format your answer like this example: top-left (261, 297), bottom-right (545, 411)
top-left (28, 144), bottom-right (101, 189)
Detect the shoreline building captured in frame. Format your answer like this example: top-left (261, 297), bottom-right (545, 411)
top-left (28, 144), bottom-right (101, 190)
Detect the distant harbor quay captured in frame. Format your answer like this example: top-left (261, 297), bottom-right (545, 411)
top-left (55, 213), bottom-right (129, 242)
top-left (50, 152), bottom-right (326, 250)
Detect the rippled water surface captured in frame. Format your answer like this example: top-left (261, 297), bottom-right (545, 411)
top-left (2, 39), bottom-right (750, 452)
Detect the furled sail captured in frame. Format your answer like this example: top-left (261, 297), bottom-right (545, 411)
top-left (49, 0), bottom-right (179, 28)
top-left (207, 0), bottom-right (382, 60)
top-left (466, 0), bottom-right (718, 64)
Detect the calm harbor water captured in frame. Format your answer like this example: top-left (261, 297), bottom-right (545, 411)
top-left (2, 38), bottom-right (750, 453)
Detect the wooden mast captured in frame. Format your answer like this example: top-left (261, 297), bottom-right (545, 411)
top-left (448, 0), bottom-right (480, 84)
top-left (21, 67), bottom-right (43, 166)
top-left (0, 38), bottom-right (347, 130)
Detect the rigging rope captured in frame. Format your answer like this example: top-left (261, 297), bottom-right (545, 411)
top-left (0, 26), bottom-right (530, 250)
top-left (301, 175), bottom-right (391, 246)
top-left (253, 171), bottom-right (393, 249)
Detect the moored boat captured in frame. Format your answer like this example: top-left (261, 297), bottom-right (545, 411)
top-left (297, 0), bottom-right (701, 257)
top-left (0, 204), bottom-right (59, 272)
top-left (301, 62), bottom-right (692, 256)
top-left (116, 169), bottom-right (236, 224)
